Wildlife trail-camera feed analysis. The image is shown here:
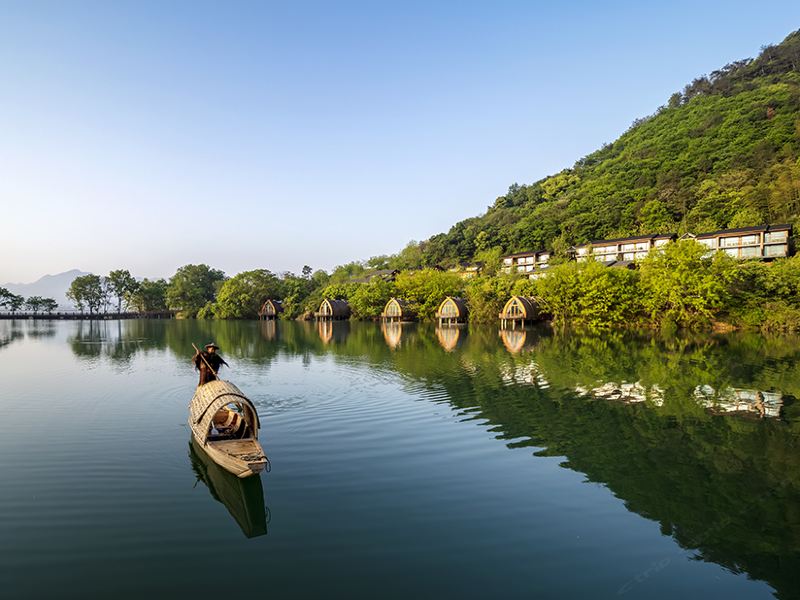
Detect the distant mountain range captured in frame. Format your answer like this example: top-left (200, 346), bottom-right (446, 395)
top-left (2, 269), bottom-right (90, 309)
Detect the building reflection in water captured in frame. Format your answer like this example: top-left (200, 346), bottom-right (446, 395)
top-left (381, 321), bottom-right (404, 349)
top-left (259, 319), bottom-right (277, 342)
top-left (318, 320), bottom-right (333, 344)
top-left (694, 386), bottom-right (784, 419)
top-left (575, 380), bottom-right (785, 419)
top-left (499, 328), bottom-right (528, 354)
top-left (189, 440), bottom-right (269, 538)
top-left (435, 326), bottom-right (463, 352)
top-left (317, 320), bottom-right (350, 345)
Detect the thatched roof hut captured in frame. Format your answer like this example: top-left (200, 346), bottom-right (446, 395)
top-left (499, 296), bottom-right (539, 327)
top-left (381, 297), bottom-right (416, 321)
top-left (436, 297), bottom-right (468, 324)
top-left (316, 298), bottom-right (351, 320)
top-left (258, 299), bottom-right (284, 320)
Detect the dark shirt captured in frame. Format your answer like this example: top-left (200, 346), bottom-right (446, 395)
top-left (194, 351), bottom-right (229, 377)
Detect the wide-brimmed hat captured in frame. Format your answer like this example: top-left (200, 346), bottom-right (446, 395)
top-left (205, 342), bottom-right (220, 349)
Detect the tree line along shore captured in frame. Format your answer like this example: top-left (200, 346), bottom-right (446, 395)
top-left (5, 237), bottom-right (798, 332)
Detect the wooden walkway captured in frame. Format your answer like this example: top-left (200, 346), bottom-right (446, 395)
top-left (0, 311), bottom-right (176, 320)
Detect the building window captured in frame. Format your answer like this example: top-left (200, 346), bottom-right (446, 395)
top-left (698, 238), bottom-right (716, 248)
top-left (721, 236), bottom-right (741, 247)
top-left (724, 248), bottom-right (738, 257)
top-left (654, 238), bottom-right (669, 247)
top-left (765, 244), bottom-right (787, 257)
top-left (765, 231), bottom-right (788, 243)
top-left (740, 246), bottom-right (759, 258)
top-left (740, 234), bottom-right (758, 246)
top-left (622, 252), bottom-right (635, 261)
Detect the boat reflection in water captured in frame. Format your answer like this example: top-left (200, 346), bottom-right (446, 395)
top-left (189, 439), bottom-right (269, 538)
top-left (435, 326), bottom-right (464, 352)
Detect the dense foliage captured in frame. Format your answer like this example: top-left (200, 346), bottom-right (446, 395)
top-left (57, 31), bottom-right (800, 331)
top-left (402, 31), bottom-right (800, 267)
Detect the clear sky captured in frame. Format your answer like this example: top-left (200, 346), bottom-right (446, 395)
top-left (2, 1), bottom-right (799, 283)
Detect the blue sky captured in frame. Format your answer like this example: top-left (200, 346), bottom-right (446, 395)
top-left (2, 1), bottom-right (799, 282)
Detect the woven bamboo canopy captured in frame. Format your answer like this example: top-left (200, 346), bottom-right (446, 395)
top-left (189, 380), bottom-right (260, 445)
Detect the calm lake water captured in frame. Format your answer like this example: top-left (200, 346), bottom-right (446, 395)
top-left (1, 319), bottom-right (799, 599)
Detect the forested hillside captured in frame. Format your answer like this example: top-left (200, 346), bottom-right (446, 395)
top-left (412, 30), bottom-right (800, 266)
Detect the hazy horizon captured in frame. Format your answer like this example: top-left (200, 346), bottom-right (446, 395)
top-left (3, 1), bottom-right (800, 283)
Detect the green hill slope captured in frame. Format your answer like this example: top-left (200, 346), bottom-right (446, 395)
top-left (416, 29), bottom-right (800, 266)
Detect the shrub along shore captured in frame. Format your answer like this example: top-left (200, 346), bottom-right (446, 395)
top-left (56, 240), bottom-right (800, 333)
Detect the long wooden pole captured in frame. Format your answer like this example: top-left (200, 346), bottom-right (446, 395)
top-left (192, 343), bottom-right (219, 378)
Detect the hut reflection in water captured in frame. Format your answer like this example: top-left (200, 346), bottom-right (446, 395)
top-left (189, 440), bottom-right (269, 538)
top-left (435, 326), bottom-right (464, 352)
top-left (318, 320), bottom-right (350, 345)
top-left (381, 321), bottom-right (405, 349)
top-left (499, 328), bottom-right (529, 354)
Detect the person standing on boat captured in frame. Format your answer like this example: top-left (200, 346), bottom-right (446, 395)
top-left (193, 342), bottom-right (229, 386)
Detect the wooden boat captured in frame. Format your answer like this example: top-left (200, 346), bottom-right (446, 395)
top-left (188, 380), bottom-right (269, 478)
top-left (189, 439), bottom-right (268, 538)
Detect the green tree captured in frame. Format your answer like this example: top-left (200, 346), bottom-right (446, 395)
top-left (127, 278), bottom-right (168, 313)
top-left (24, 296), bottom-right (46, 314)
top-left (66, 274), bottom-right (104, 315)
top-left (639, 240), bottom-right (739, 327)
top-left (107, 269), bottom-right (139, 313)
top-left (213, 269), bottom-right (284, 319)
top-left (5, 293), bottom-right (24, 314)
top-left (166, 264), bottom-right (225, 317)
top-left (533, 261), bottom-right (642, 330)
top-left (394, 269), bottom-right (464, 320)
top-left (350, 279), bottom-right (395, 319)
top-left (41, 298), bottom-right (58, 314)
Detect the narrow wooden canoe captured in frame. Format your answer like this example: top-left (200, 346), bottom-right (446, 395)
top-left (188, 380), bottom-right (269, 478)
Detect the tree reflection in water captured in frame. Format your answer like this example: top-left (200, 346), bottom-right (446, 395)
top-left (64, 319), bottom-right (800, 597)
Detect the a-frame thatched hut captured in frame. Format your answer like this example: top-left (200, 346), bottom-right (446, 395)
top-left (381, 297), bottom-right (416, 322)
top-left (258, 299), bottom-right (284, 320)
top-left (436, 297), bottom-right (468, 325)
top-left (499, 296), bottom-right (539, 329)
top-left (316, 298), bottom-right (351, 321)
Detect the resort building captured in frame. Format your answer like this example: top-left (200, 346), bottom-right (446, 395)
top-left (681, 224), bottom-right (793, 260)
top-left (501, 250), bottom-right (550, 279)
top-left (315, 298), bottom-right (351, 321)
top-left (574, 233), bottom-right (676, 264)
top-left (258, 299), bottom-right (283, 320)
top-left (436, 297), bottom-right (468, 325)
top-left (499, 296), bottom-right (540, 329)
top-left (381, 298), bottom-right (416, 322)
top-left (448, 262), bottom-right (484, 279)
top-left (351, 269), bottom-right (400, 284)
